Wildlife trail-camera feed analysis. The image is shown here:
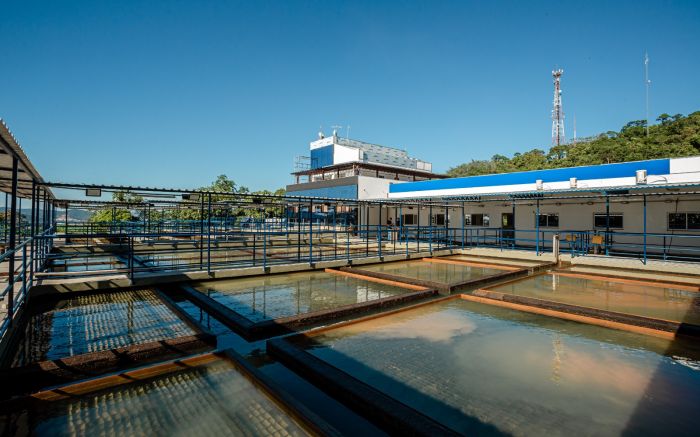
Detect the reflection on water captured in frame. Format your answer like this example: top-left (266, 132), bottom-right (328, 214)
top-left (191, 271), bottom-right (410, 323)
top-left (12, 290), bottom-right (195, 366)
top-left (304, 299), bottom-right (700, 436)
top-left (488, 273), bottom-right (700, 324)
top-left (361, 260), bottom-right (504, 283)
top-left (20, 360), bottom-right (308, 436)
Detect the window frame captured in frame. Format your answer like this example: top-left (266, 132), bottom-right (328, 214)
top-left (464, 213), bottom-right (489, 227)
top-left (667, 212), bottom-right (700, 231)
top-left (535, 213), bottom-right (559, 228)
top-left (593, 213), bottom-right (624, 230)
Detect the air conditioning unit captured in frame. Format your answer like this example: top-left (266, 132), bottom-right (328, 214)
top-left (569, 177), bottom-right (577, 189)
top-left (536, 179), bottom-right (544, 190)
top-left (635, 169), bottom-right (647, 184)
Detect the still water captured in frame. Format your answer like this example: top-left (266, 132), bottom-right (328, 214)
top-left (360, 260), bottom-right (505, 284)
top-left (191, 271), bottom-right (411, 323)
top-left (12, 289), bottom-right (194, 366)
top-left (486, 273), bottom-right (700, 324)
top-left (302, 298), bottom-right (700, 436)
top-left (16, 359), bottom-right (309, 436)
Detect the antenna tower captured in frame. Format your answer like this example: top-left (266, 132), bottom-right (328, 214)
top-left (551, 69), bottom-right (565, 146)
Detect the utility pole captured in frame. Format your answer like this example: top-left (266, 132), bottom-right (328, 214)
top-left (644, 52), bottom-right (651, 136)
top-left (551, 69), bottom-right (565, 146)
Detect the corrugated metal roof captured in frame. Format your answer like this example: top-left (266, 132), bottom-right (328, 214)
top-left (0, 119), bottom-right (53, 198)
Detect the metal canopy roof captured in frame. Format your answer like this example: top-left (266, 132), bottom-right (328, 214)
top-left (0, 119), bottom-right (53, 199)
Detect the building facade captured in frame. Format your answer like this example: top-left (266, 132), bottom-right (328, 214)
top-left (287, 131), bottom-right (445, 200)
top-left (374, 156), bottom-right (700, 259)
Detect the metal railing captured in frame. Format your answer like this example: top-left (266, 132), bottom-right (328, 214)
top-left (1, 227), bottom-right (54, 341)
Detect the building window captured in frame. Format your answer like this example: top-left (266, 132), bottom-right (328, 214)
top-left (433, 214), bottom-right (446, 226)
top-left (535, 213), bottom-right (559, 228)
top-left (668, 213), bottom-right (700, 230)
top-left (594, 213), bottom-right (623, 229)
top-left (402, 214), bottom-right (418, 225)
top-left (465, 213), bottom-right (489, 227)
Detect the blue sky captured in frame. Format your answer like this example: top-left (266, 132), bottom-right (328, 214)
top-left (2, 0), bottom-right (699, 191)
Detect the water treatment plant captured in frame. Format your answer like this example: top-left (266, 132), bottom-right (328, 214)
top-left (0, 114), bottom-right (699, 436)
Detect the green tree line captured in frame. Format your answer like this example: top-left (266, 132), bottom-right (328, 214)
top-left (89, 175), bottom-right (286, 223)
top-left (447, 111), bottom-right (700, 177)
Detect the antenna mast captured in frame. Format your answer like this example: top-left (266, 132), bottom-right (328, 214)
top-left (551, 69), bottom-right (565, 146)
top-left (644, 52), bottom-right (651, 136)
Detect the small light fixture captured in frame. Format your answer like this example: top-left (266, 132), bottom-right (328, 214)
top-left (586, 201), bottom-right (594, 205)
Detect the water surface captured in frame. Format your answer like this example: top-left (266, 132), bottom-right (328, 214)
top-left (17, 359), bottom-right (308, 436)
top-left (486, 273), bottom-right (700, 324)
top-left (360, 260), bottom-right (505, 284)
top-left (12, 289), bottom-right (194, 366)
top-left (191, 271), bottom-right (410, 323)
top-left (301, 299), bottom-right (700, 436)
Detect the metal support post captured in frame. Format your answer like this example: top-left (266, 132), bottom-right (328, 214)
top-left (7, 157), bottom-right (18, 324)
top-left (643, 195), bottom-right (647, 264)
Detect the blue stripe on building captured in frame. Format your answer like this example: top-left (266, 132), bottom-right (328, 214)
top-left (390, 159), bottom-right (671, 193)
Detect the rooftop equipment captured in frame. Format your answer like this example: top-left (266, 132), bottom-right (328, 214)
top-left (636, 169), bottom-right (648, 184)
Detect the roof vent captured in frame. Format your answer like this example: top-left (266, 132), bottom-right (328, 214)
top-left (636, 169), bottom-right (647, 184)
top-left (569, 177), bottom-right (577, 189)
top-left (536, 179), bottom-right (544, 190)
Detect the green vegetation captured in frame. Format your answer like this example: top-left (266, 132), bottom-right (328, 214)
top-left (88, 175), bottom-right (286, 223)
top-left (447, 111), bottom-right (700, 177)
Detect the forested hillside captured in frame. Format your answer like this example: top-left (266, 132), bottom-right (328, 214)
top-left (447, 111), bottom-right (700, 177)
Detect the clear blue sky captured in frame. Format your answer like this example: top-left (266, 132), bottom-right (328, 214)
top-left (2, 0), bottom-right (699, 191)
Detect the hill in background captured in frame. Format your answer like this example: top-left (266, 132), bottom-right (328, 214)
top-left (448, 112), bottom-right (700, 177)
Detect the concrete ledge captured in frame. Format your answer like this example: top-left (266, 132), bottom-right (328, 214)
top-left (468, 290), bottom-right (700, 339)
top-left (172, 284), bottom-right (436, 341)
top-left (0, 333), bottom-right (216, 399)
top-left (458, 247), bottom-right (556, 262)
top-left (267, 338), bottom-right (461, 437)
top-left (313, 259), bottom-right (350, 269)
top-left (268, 262), bottom-right (313, 273)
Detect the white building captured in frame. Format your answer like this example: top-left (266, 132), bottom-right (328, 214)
top-left (373, 156), bottom-right (700, 259)
top-left (287, 131), bottom-right (445, 200)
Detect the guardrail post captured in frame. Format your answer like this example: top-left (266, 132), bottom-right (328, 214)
top-left (129, 236), bottom-right (135, 281)
top-left (640, 195), bottom-right (647, 264)
top-left (428, 204), bottom-right (433, 254)
top-left (29, 182), bottom-right (36, 286)
top-left (22, 243), bottom-right (27, 298)
top-left (535, 199), bottom-right (540, 255)
top-left (263, 221), bottom-right (267, 269)
top-left (7, 156), bottom-right (18, 325)
top-left (309, 199), bottom-right (313, 263)
top-left (207, 193), bottom-right (212, 274)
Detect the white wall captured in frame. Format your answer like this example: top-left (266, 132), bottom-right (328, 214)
top-left (357, 176), bottom-right (396, 200)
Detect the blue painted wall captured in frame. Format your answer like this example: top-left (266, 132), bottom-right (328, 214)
top-left (287, 184), bottom-right (358, 199)
top-left (390, 159), bottom-right (671, 193)
top-left (310, 145), bottom-right (334, 169)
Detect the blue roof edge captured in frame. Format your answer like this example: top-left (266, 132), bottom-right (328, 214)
top-left (390, 158), bottom-right (671, 193)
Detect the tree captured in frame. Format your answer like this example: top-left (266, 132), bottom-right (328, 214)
top-left (657, 113), bottom-right (671, 125)
top-left (89, 191), bottom-right (143, 223)
top-left (447, 110), bottom-right (700, 177)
